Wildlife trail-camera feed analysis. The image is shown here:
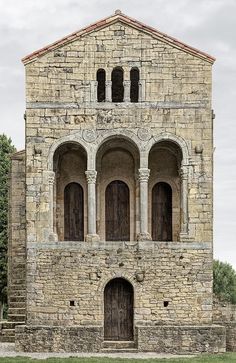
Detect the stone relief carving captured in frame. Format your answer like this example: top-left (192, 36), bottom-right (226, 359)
top-left (137, 128), bottom-right (151, 141)
top-left (83, 129), bottom-right (97, 143)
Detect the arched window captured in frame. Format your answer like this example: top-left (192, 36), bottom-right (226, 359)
top-left (130, 68), bottom-right (139, 102)
top-left (97, 69), bottom-right (106, 102)
top-left (64, 182), bottom-right (84, 241)
top-left (112, 67), bottom-right (124, 102)
top-left (152, 182), bottom-right (172, 241)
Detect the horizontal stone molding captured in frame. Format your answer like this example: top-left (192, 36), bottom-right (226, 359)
top-left (27, 241), bottom-right (212, 250)
top-left (27, 101), bottom-right (208, 110)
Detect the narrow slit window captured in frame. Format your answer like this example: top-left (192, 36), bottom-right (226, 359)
top-left (112, 67), bottom-right (124, 102)
top-left (97, 69), bottom-right (106, 102)
top-left (130, 68), bottom-right (139, 102)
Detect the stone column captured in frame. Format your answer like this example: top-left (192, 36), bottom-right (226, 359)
top-left (123, 80), bottom-right (131, 102)
top-left (137, 168), bottom-right (152, 241)
top-left (105, 80), bottom-right (112, 102)
top-left (48, 171), bottom-right (58, 242)
top-left (180, 165), bottom-right (189, 237)
top-left (85, 170), bottom-right (100, 242)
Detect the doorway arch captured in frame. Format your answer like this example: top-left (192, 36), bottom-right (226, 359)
top-left (104, 278), bottom-right (134, 341)
top-left (105, 180), bottom-right (130, 241)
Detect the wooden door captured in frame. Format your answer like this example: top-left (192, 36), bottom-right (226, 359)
top-left (64, 182), bottom-right (84, 241)
top-left (105, 180), bottom-right (130, 241)
top-left (152, 182), bottom-right (172, 241)
top-left (104, 278), bottom-right (133, 341)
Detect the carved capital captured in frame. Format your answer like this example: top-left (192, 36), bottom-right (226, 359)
top-left (85, 170), bottom-right (97, 184)
top-left (123, 80), bottom-right (131, 88)
top-left (48, 171), bottom-right (55, 185)
top-left (138, 168), bottom-right (150, 183)
top-left (105, 80), bottom-right (112, 86)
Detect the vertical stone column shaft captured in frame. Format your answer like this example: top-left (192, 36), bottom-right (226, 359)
top-left (138, 168), bottom-right (151, 241)
top-left (180, 165), bottom-right (188, 235)
top-left (105, 81), bottom-right (112, 102)
top-left (85, 170), bottom-right (99, 241)
top-left (48, 171), bottom-right (58, 241)
top-left (123, 80), bottom-right (131, 102)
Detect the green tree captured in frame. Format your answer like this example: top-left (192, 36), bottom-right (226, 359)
top-left (213, 259), bottom-right (236, 304)
top-left (0, 134), bottom-right (16, 317)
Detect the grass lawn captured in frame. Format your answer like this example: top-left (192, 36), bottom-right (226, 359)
top-left (0, 354), bottom-right (236, 363)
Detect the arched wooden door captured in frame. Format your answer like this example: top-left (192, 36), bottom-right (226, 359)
top-left (152, 182), bottom-right (172, 241)
top-left (105, 180), bottom-right (130, 241)
top-left (64, 182), bottom-right (84, 241)
top-left (104, 278), bottom-right (133, 341)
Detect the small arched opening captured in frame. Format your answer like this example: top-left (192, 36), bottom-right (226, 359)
top-left (96, 136), bottom-right (139, 241)
top-left (112, 67), bottom-right (124, 102)
top-left (104, 278), bottom-right (134, 341)
top-left (130, 67), bottom-right (139, 102)
top-left (53, 142), bottom-right (87, 241)
top-left (97, 69), bottom-right (106, 102)
top-left (149, 140), bottom-right (182, 241)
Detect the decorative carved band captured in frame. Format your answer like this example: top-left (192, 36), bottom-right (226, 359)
top-left (85, 170), bottom-right (97, 184)
top-left (138, 168), bottom-right (150, 183)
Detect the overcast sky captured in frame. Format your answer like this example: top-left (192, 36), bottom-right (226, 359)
top-left (0, 0), bottom-right (235, 268)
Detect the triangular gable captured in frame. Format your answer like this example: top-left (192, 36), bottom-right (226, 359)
top-left (22, 10), bottom-right (215, 65)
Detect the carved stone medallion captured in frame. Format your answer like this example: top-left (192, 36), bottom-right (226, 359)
top-left (83, 129), bottom-right (97, 143)
top-left (137, 128), bottom-right (151, 141)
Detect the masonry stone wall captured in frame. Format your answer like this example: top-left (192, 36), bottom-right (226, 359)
top-left (24, 20), bottom-right (213, 245)
top-left (8, 13), bottom-right (222, 353)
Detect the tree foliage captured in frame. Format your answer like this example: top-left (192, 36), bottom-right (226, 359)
top-left (213, 259), bottom-right (236, 304)
top-left (0, 134), bottom-right (16, 304)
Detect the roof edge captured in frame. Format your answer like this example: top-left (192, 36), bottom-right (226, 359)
top-left (22, 10), bottom-right (215, 65)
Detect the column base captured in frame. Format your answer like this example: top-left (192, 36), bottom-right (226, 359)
top-left (137, 232), bottom-right (152, 241)
top-left (49, 232), bottom-right (58, 242)
top-left (85, 234), bottom-right (100, 242)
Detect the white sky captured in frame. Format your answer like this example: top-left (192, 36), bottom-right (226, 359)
top-left (0, 0), bottom-right (235, 268)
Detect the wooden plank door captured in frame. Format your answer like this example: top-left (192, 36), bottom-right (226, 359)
top-left (152, 182), bottom-right (172, 241)
top-left (105, 180), bottom-right (130, 241)
top-left (104, 278), bottom-right (133, 341)
top-left (64, 182), bottom-right (84, 241)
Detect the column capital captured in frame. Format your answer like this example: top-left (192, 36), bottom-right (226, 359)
top-left (105, 80), bottom-right (112, 86)
top-left (48, 171), bottom-right (55, 185)
top-left (85, 170), bottom-right (97, 184)
top-left (138, 168), bottom-right (150, 183)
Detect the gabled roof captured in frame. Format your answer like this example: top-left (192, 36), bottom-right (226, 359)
top-left (22, 10), bottom-right (215, 65)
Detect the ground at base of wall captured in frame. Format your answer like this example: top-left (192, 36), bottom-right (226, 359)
top-left (2, 343), bottom-right (236, 362)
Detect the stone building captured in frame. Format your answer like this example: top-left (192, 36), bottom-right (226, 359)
top-left (4, 10), bottom-right (228, 352)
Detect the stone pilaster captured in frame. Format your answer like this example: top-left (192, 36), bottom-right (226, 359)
top-left (48, 171), bottom-right (58, 242)
top-left (180, 165), bottom-right (189, 239)
top-left (137, 168), bottom-right (152, 241)
top-left (85, 170), bottom-right (99, 242)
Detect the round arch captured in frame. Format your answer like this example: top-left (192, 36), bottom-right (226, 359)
top-left (146, 132), bottom-right (190, 165)
top-left (48, 133), bottom-right (89, 170)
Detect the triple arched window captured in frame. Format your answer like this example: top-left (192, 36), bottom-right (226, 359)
top-left (96, 67), bottom-right (140, 103)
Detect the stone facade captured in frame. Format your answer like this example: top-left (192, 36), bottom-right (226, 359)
top-left (6, 10), bottom-right (228, 353)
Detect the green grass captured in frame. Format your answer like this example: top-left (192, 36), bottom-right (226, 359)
top-left (0, 354), bottom-right (236, 363)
